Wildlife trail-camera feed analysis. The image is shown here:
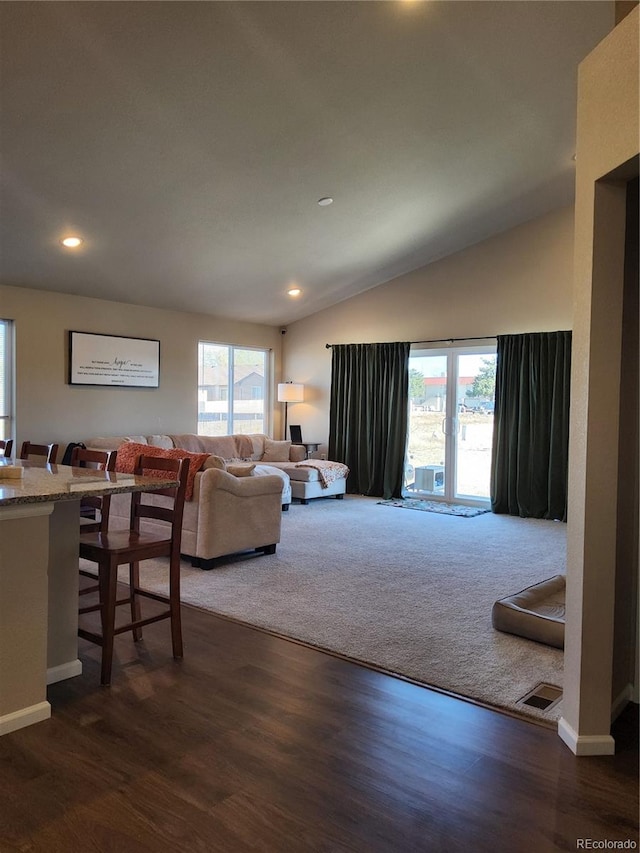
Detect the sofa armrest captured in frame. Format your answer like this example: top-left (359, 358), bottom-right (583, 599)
top-left (195, 467), bottom-right (283, 501)
top-left (192, 467), bottom-right (283, 563)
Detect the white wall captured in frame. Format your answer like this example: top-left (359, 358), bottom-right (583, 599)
top-left (1, 284), bottom-right (282, 448)
top-left (283, 205), bottom-right (574, 447)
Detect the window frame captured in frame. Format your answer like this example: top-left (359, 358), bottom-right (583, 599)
top-left (0, 319), bottom-right (15, 444)
top-left (197, 341), bottom-right (270, 436)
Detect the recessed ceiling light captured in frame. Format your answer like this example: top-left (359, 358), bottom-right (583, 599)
top-left (317, 197), bottom-right (333, 206)
top-left (288, 288), bottom-right (302, 297)
top-left (61, 236), bottom-right (83, 248)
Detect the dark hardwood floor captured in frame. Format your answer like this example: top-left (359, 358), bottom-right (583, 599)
top-left (1, 601), bottom-right (638, 852)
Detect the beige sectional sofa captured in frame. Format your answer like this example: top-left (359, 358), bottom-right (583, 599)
top-left (82, 433), bottom-right (290, 569)
top-left (165, 433), bottom-right (348, 505)
top-left (82, 432), bottom-right (348, 566)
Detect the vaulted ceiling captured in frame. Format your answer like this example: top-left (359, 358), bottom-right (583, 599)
top-left (0, 1), bottom-right (613, 326)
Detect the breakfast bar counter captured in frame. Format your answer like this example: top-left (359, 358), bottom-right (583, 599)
top-left (0, 459), bottom-right (178, 736)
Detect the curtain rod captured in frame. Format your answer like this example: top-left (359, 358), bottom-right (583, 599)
top-left (325, 335), bottom-right (497, 348)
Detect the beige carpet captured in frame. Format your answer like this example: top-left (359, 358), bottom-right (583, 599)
top-left (93, 496), bottom-right (566, 724)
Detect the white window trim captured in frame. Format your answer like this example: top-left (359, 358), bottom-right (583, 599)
top-left (197, 341), bottom-right (270, 435)
top-left (0, 319), bottom-right (15, 443)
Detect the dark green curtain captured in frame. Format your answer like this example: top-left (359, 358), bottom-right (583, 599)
top-left (491, 331), bottom-right (571, 520)
top-left (329, 342), bottom-right (410, 500)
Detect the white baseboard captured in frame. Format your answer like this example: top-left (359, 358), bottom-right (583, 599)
top-left (46, 659), bottom-right (83, 685)
top-left (558, 717), bottom-right (616, 755)
top-left (611, 684), bottom-right (634, 722)
top-left (0, 701), bottom-right (51, 736)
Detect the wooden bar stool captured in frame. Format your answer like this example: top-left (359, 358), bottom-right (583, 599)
top-left (72, 447), bottom-right (117, 604)
top-left (19, 441), bottom-right (59, 463)
top-left (70, 447), bottom-right (117, 534)
top-left (78, 454), bottom-right (188, 685)
top-left (0, 439), bottom-right (13, 457)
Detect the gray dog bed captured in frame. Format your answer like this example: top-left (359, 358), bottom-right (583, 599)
top-left (492, 575), bottom-right (566, 649)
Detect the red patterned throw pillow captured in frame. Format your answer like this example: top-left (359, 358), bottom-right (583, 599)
top-left (114, 442), bottom-right (209, 501)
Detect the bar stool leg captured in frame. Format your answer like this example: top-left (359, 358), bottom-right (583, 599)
top-left (100, 556), bottom-right (119, 686)
top-left (129, 561), bottom-right (142, 641)
top-left (170, 555), bottom-right (183, 659)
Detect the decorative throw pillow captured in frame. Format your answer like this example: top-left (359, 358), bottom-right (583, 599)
top-left (114, 442), bottom-right (209, 501)
top-left (202, 454), bottom-right (226, 470)
top-left (262, 439), bottom-right (291, 463)
top-left (226, 463), bottom-right (256, 477)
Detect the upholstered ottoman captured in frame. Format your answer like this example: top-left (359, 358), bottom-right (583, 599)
top-left (491, 575), bottom-right (566, 649)
top-left (287, 467), bottom-right (346, 503)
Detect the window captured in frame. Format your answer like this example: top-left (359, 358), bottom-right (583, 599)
top-left (0, 320), bottom-right (14, 442)
top-left (197, 342), bottom-right (268, 436)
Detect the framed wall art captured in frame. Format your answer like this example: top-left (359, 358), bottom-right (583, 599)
top-left (68, 331), bottom-right (160, 388)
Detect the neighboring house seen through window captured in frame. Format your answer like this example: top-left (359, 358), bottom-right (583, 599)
top-left (198, 342), bottom-right (268, 436)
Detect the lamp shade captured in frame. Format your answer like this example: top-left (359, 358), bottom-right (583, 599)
top-left (277, 382), bottom-right (304, 403)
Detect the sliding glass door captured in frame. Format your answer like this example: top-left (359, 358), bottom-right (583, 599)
top-left (404, 344), bottom-right (496, 504)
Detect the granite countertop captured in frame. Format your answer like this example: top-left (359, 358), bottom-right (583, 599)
top-left (0, 459), bottom-right (179, 507)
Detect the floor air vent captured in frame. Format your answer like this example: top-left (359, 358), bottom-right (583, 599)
top-left (517, 683), bottom-right (562, 712)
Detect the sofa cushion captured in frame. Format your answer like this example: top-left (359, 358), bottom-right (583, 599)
top-left (181, 434), bottom-right (238, 459)
top-left (257, 460), bottom-right (349, 494)
top-left (86, 435), bottom-right (149, 451)
top-left (170, 433), bottom-right (256, 461)
top-left (246, 434), bottom-right (266, 461)
top-left (146, 434), bottom-right (175, 449)
top-left (264, 463), bottom-right (322, 483)
top-left (262, 439), bottom-right (291, 463)
top-left (114, 442), bottom-right (210, 501)
top-left (289, 445), bottom-right (307, 462)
